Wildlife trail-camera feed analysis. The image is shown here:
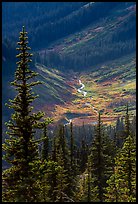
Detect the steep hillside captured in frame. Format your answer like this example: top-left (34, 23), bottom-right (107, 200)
top-left (36, 2), bottom-right (136, 70)
top-left (34, 63), bottom-right (74, 107)
top-left (2, 2), bottom-right (136, 72)
top-left (2, 2), bottom-right (136, 128)
top-left (2, 2), bottom-right (135, 50)
top-left (2, 61), bottom-right (74, 114)
top-left (2, 2), bottom-right (87, 48)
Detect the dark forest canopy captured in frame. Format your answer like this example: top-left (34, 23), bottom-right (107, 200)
top-left (2, 2), bottom-right (135, 50)
top-left (2, 2), bottom-right (136, 72)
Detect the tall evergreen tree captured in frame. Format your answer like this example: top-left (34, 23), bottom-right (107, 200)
top-left (51, 125), bottom-right (70, 200)
top-left (56, 125), bottom-right (69, 170)
top-left (68, 122), bottom-right (79, 200)
top-left (90, 112), bottom-right (113, 202)
top-left (86, 155), bottom-right (91, 202)
top-left (55, 148), bottom-right (69, 202)
top-left (90, 112), bottom-right (103, 202)
top-left (85, 154), bottom-right (95, 202)
top-left (80, 139), bottom-right (88, 173)
top-left (2, 26), bottom-right (48, 202)
top-left (105, 134), bottom-right (136, 202)
top-left (49, 134), bottom-right (59, 201)
top-left (70, 122), bottom-right (74, 170)
top-left (115, 116), bottom-right (125, 148)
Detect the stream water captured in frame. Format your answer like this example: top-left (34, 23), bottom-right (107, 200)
top-left (77, 80), bottom-right (98, 114)
top-left (78, 80), bottom-right (87, 97)
top-left (64, 80), bottom-right (98, 126)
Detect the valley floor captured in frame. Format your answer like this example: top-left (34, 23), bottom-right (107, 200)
top-left (41, 59), bottom-right (136, 127)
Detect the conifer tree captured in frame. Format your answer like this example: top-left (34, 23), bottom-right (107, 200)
top-left (104, 167), bottom-right (119, 202)
top-left (55, 148), bottom-right (69, 202)
top-left (68, 122), bottom-right (79, 200)
top-left (105, 134), bottom-right (136, 202)
top-left (2, 26), bottom-right (48, 202)
top-left (41, 123), bottom-right (49, 161)
top-left (70, 122), bottom-right (79, 177)
top-left (80, 139), bottom-right (88, 173)
top-left (76, 147), bottom-right (81, 169)
top-left (115, 117), bottom-right (125, 148)
top-left (87, 155), bottom-right (91, 202)
top-left (38, 160), bottom-right (51, 202)
top-left (56, 125), bottom-right (69, 170)
top-left (125, 103), bottom-right (130, 138)
top-left (90, 112), bottom-right (103, 202)
top-left (90, 112), bottom-right (113, 202)
top-left (70, 122), bottom-right (74, 170)
top-left (39, 160), bottom-right (60, 202)
top-left (75, 155), bottom-right (91, 202)
top-left (50, 125), bottom-right (70, 201)
top-left (52, 136), bottom-right (57, 162)
top-left (48, 135), bottom-right (59, 201)
top-left (48, 158), bottom-right (58, 202)
top-left (117, 134), bottom-right (136, 202)
top-left (130, 115), bottom-right (136, 142)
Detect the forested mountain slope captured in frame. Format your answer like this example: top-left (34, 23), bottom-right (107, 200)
top-left (2, 2), bottom-right (135, 50)
top-left (2, 3), bottom-right (136, 202)
top-left (35, 2), bottom-right (136, 71)
top-left (2, 2), bottom-right (136, 127)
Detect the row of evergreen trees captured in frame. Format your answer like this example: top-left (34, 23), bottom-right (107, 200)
top-left (2, 27), bottom-right (136, 202)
